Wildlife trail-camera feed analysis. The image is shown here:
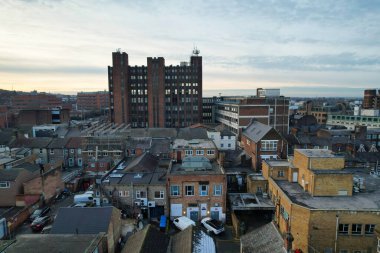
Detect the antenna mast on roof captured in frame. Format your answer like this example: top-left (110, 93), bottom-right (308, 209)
top-left (192, 46), bottom-right (200, 56)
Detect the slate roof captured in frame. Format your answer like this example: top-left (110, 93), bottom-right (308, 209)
top-left (240, 222), bottom-right (286, 253)
top-left (0, 130), bottom-right (15, 145)
top-left (169, 226), bottom-right (192, 253)
top-left (242, 121), bottom-right (272, 143)
top-left (65, 137), bottom-right (84, 148)
top-left (0, 168), bottom-right (23, 181)
top-left (214, 125), bottom-right (235, 136)
top-left (122, 224), bottom-right (169, 253)
top-left (125, 128), bottom-right (177, 138)
top-left (14, 162), bottom-right (41, 173)
top-left (150, 139), bottom-right (171, 155)
top-left (50, 207), bottom-right (114, 234)
top-left (126, 137), bottom-right (152, 150)
top-left (123, 153), bottom-right (159, 173)
top-left (177, 128), bottom-right (208, 140)
top-left (47, 138), bottom-right (69, 149)
top-left (4, 234), bottom-right (105, 253)
top-left (10, 137), bottom-right (52, 149)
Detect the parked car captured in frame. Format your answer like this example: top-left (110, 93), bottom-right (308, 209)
top-left (201, 217), bottom-right (225, 235)
top-left (30, 216), bottom-right (50, 232)
top-left (29, 207), bottom-right (51, 222)
top-left (173, 216), bottom-right (196, 231)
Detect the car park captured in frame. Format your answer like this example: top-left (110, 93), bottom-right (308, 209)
top-left (201, 217), bottom-right (225, 235)
top-left (173, 216), bottom-right (196, 231)
top-left (30, 216), bottom-right (50, 232)
top-left (29, 206), bottom-right (51, 222)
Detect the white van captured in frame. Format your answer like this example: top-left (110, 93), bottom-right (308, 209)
top-left (74, 193), bottom-right (94, 204)
top-left (173, 216), bottom-right (196, 231)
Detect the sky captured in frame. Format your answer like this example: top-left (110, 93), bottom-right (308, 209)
top-left (0, 0), bottom-right (379, 97)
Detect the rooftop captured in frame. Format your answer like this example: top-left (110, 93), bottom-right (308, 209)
top-left (170, 157), bottom-right (224, 175)
top-left (295, 149), bottom-right (337, 158)
top-left (229, 193), bottom-right (275, 211)
top-left (2, 234), bottom-right (105, 253)
top-left (274, 168), bottom-right (380, 210)
top-left (172, 139), bottom-right (216, 150)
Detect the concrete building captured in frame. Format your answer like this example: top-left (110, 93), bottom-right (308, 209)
top-left (108, 49), bottom-right (202, 128)
top-left (214, 88), bottom-right (289, 136)
top-left (262, 149), bottom-right (380, 253)
top-left (327, 114), bottom-right (380, 130)
top-left (167, 156), bottom-right (226, 222)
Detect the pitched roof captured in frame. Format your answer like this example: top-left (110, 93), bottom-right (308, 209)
top-left (50, 207), bottom-right (114, 234)
top-left (150, 139), bottom-right (171, 155)
top-left (65, 137), bottom-right (84, 148)
top-left (240, 222), bottom-right (286, 253)
top-left (0, 168), bottom-right (24, 181)
top-left (47, 138), bottom-right (69, 149)
top-left (242, 121), bottom-right (272, 143)
top-left (126, 137), bottom-right (152, 150)
top-left (123, 153), bottom-right (159, 173)
top-left (214, 125), bottom-right (235, 136)
top-left (10, 138), bottom-right (52, 149)
top-left (169, 226), bottom-right (192, 253)
top-left (123, 224), bottom-right (169, 253)
top-left (177, 128), bottom-right (208, 140)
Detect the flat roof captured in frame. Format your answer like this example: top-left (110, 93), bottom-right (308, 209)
top-left (265, 160), bottom-right (291, 167)
top-left (229, 193), bottom-right (275, 211)
top-left (275, 168), bottom-right (380, 210)
top-left (172, 139), bottom-right (216, 149)
top-left (295, 149), bottom-right (337, 158)
top-left (170, 161), bottom-right (223, 175)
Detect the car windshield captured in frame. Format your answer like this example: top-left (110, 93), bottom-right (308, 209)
top-left (32, 217), bottom-right (45, 224)
top-left (207, 219), bottom-right (223, 229)
top-left (33, 210), bottom-right (42, 215)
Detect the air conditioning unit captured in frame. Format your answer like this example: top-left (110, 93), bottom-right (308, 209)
top-left (134, 201), bottom-right (141, 206)
top-left (148, 201), bottom-right (155, 207)
top-left (102, 198), bottom-right (109, 204)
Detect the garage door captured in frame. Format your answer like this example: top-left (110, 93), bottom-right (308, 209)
top-left (170, 204), bottom-right (182, 217)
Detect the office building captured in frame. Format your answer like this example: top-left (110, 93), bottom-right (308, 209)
top-left (108, 49), bottom-right (202, 128)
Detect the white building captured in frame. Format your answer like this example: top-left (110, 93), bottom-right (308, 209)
top-left (207, 125), bottom-right (236, 151)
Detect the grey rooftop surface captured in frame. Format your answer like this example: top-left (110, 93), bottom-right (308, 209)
top-left (3, 234), bottom-right (104, 253)
top-left (172, 139), bottom-right (216, 149)
top-left (228, 193), bottom-right (275, 211)
top-left (51, 207), bottom-right (114, 234)
top-left (264, 160), bottom-right (292, 168)
top-left (242, 121), bottom-right (272, 143)
top-left (169, 157), bottom-right (224, 175)
top-left (295, 149), bottom-right (337, 158)
top-left (275, 168), bottom-right (380, 210)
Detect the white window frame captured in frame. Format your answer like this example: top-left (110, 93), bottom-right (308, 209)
top-left (185, 150), bottom-right (193, 156)
top-left (352, 224), bottom-right (362, 235)
top-left (196, 150), bottom-right (204, 156)
top-left (170, 185), bottom-right (180, 196)
top-left (0, 181), bottom-right (10, 188)
top-left (49, 149), bottom-right (54, 155)
top-left (154, 191), bottom-right (164, 199)
top-left (199, 185), bottom-right (209, 196)
top-left (207, 150), bottom-right (215, 155)
top-left (213, 185), bottom-right (222, 196)
top-left (185, 185), bottom-right (194, 196)
top-left (261, 140), bottom-right (278, 151)
top-left (136, 190), bottom-right (146, 199)
top-left (70, 149), bottom-right (74, 154)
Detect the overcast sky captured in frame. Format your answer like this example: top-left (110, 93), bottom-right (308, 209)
top-left (0, 0), bottom-right (379, 97)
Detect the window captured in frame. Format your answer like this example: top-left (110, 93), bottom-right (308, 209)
top-left (213, 185), bottom-right (222, 196)
top-left (155, 191), bottom-right (164, 199)
top-left (261, 140), bottom-right (278, 151)
top-left (70, 149), bottom-right (74, 153)
top-left (221, 143), bottom-right (224, 148)
top-left (185, 150), bottom-right (193, 155)
top-left (170, 185), bottom-right (180, 196)
top-left (277, 170), bottom-right (284, 177)
top-left (185, 185), bottom-right (194, 196)
top-left (119, 191), bottom-right (129, 197)
top-left (199, 185), bottom-right (208, 196)
top-left (352, 224), bottom-right (362, 235)
top-left (338, 224), bottom-right (349, 235)
top-left (207, 150), bottom-right (215, 155)
top-left (196, 150), bottom-right (204, 156)
top-left (103, 151), bottom-right (108, 156)
top-left (78, 148), bottom-right (81, 155)
top-left (228, 143), bottom-right (231, 148)
top-left (136, 191), bottom-right (146, 199)
top-left (0, 181), bottom-right (10, 188)
top-left (365, 224), bottom-right (375, 234)
top-left (39, 148), bottom-right (43, 154)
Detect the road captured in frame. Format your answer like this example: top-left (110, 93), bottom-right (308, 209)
top-left (14, 195), bottom-right (74, 237)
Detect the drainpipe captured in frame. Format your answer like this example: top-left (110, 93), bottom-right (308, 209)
top-left (334, 214), bottom-right (339, 253)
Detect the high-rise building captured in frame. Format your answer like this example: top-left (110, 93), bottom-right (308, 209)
top-left (108, 49), bottom-right (202, 128)
top-left (363, 89), bottom-right (380, 109)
